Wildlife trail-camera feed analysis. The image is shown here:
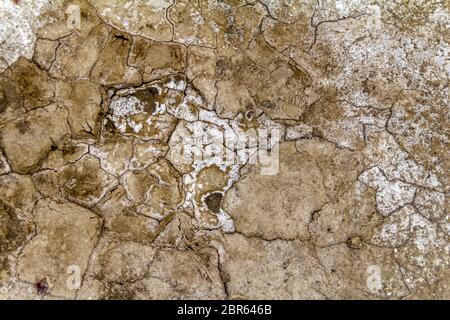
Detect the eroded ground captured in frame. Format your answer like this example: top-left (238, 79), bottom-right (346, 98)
top-left (0, 0), bottom-right (449, 299)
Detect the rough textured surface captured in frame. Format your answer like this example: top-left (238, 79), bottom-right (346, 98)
top-left (0, 0), bottom-right (449, 300)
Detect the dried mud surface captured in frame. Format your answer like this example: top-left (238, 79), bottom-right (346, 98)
top-left (0, 0), bottom-right (449, 299)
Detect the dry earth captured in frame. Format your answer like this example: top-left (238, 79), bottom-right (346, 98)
top-left (0, 0), bottom-right (449, 299)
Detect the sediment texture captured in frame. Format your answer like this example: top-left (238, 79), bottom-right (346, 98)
top-left (0, 0), bottom-right (448, 299)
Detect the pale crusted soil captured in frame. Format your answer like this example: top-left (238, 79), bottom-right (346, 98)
top-left (0, 0), bottom-right (448, 299)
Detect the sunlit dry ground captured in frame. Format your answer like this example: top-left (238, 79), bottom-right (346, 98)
top-left (0, 0), bottom-right (449, 299)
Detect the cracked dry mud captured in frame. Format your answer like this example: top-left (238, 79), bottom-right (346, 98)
top-left (0, 0), bottom-right (449, 300)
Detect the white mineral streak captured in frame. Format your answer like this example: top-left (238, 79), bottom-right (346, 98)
top-left (0, 0), bottom-right (55, 71)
